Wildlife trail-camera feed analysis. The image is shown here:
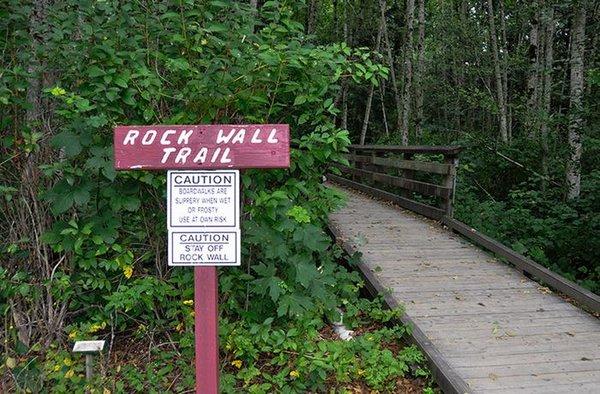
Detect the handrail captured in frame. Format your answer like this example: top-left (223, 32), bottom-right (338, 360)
top-left (348, 144), bottom-right (463, 156)
top-left (331, 145), bottom-right (461, 216)
top-left (442, 217), bottom-right (600, 314)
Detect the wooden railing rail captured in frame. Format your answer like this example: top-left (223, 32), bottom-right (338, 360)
top-left (331, 145), bottom-right (462, 217)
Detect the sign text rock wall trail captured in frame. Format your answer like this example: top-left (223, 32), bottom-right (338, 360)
top-left (114, 124), bottom-right (290, 170)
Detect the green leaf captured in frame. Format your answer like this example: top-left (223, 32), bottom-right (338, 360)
top-left (51, 194), bottom-right (74, 215)
top-left (287, 205), bottom-right (310, 223)
top-left (114, 74), bottom-right (129, 88)
top-left (87, 66), bottom-right (105, 78)
top-left (293, 96), bottom-right (306, 105)
top-left (51, 131), bottom-right (81, 157)
top-left (72, 188), bottom-right (90, 205)
top-left (295, 261), bottom-right (318, 288)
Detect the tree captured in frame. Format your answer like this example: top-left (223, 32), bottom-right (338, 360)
top-left (381, 0), bottom-right (402, 139)
top-left (341, 0), bottom-right (350, 130)
top-left (414, 0), bottom-right (426, 138)
top-left (486, 0), bottom-right (509, 142)
top-left (527, 1), bottom-right (541, 118)
top-left (540, 4), bottom-right (555, 183)
top-left (360, 0), bottom-right (385, 144)
top-left (307, 0), bottom-right (319, 35)
top-left (400, 0), bottom-right (416, 145)
top-left (566, 2), bottom-right (587, 200)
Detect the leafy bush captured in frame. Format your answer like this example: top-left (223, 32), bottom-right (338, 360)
top-left (1, 1), bottom-right (429, 392)
top-left (453, 135), bottom-right (600, 293)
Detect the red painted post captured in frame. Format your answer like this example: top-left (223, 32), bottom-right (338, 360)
top-left (194, 267), bottom-right (219, 393)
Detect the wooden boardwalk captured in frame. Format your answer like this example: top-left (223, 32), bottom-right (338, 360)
top-left (329, 184), bottom-right (600, 393)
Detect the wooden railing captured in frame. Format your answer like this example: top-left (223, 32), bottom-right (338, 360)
top-left (328, 145), bottom-right (461, 220)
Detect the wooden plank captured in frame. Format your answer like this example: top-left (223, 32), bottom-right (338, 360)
top-left (420, 320), bottom-right (598, 337)
top-left (442, 155), bottom-right (458, 216)
top-left (426, 318), bottom-right (600, 335)
top-left (375, 156), bottom-right (452, 175)
top-left (389, 280), bottom-right (540, 292)
top-left (428, 324), bottom-right (598, 343)
top-left (464, 370), bottom-right (600, 391)
top-left (411, 309), bottom-right (592, 325)
top-left (326, 175), bottom-right (444, 220)
top-left (406, 302), bottom-right (576, 317)
top-left (332, 164), bottom-right (451, 198)
top-left (456, 359), bottom-right (600, 379)
top-left (401, 290), bottom-right (559, 304)
top-left (412, 308), bottom-right (586, 324)
top-left (432, 330), bottom-right (600, 346)
top-left (402, 290), bottom-right (571, 307)
top-left (406, 303), bottom-right (577, 318)
top-left (448, 350), bottom-right (600, 368)
top-left (426, 325), bottom-right (600, 341)
top-left (348, 144), bottom-right (462, 156)
top-left (486, 381), bottom-right (600, 394)
top-left (381, 267), bottom-right (521, 278)
top-left (384, 272), bottom-right (528, 284)
top-left (360, 255), bottom-right (491, 263)
top-left (442, 217), bottom-right (600, 314)
top-left (342, 154), bottom-right (452, 174)
top-left (434, 336), bottom-right (600, 355)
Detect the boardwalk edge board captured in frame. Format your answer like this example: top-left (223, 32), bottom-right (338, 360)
top-left (327, 222), bottom-right (472, 394)
top-left (442, 217), bottom-right (600, 314)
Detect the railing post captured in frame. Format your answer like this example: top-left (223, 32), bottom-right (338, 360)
top-left (401, 153), bottom-right (414, 199)
top-left (442, 154), bottom-right (459, 217)
top-left (371, 150), bottom-right (377, 183)
top-left (350, 147), bottom-right (357, 182)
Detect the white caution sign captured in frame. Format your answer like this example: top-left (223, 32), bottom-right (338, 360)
top-left (167, 170), bottom-right (241, 266)
top-left (168, 171), bottom-right (239, 228)
top-left (169, 231), bottom-right (240, 266)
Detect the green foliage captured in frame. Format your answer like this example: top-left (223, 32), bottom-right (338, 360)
top-left (0, 0), bottom-right (429, 392)
top-left (220, 314), bottom-right (424, 392)
top-left (452, 135), bottom-right (600, 293)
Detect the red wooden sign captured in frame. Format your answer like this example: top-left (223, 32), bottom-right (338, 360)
top-left (113, 124), bottom-right (290, 170)
top-left (114, 123), bottom-right (290, 394)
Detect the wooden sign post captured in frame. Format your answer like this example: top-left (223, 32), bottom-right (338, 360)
top-left (114, 124), bottom-right (290, 393)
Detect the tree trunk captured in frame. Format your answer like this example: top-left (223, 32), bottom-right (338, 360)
top-left (526, 5), bottom-right (541, 118)
top-left (486, 0), bottom-right (508, 142)
top-left (414, 0), bottom-right (426, 140)
top-left (15, 0), bottom-right (55, 348)
top-left (540, 5), bottom-right (555, 184)
top-left (381, 0), bottom-right (402, 138)
top-left (380, 81), bottom-right (390, 137)
top-left (341, 0), bottom-right (349, 130)
top-left (400, 0), bottom-right (416, 145)
top-left (455, 0), bottom-right (468, 131)
top-left (498, 0), bottom-right (510, 140)
top-left (585, 5), bottom-right (597, 97)
top-left (566, 4), bottom-right (586, 200)
top-left (359, 0), bottom-right (385, 144)
top-left (333, 0), bottom-right (339, 38)
top-left (307, 0), bottom-right (318, 35)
